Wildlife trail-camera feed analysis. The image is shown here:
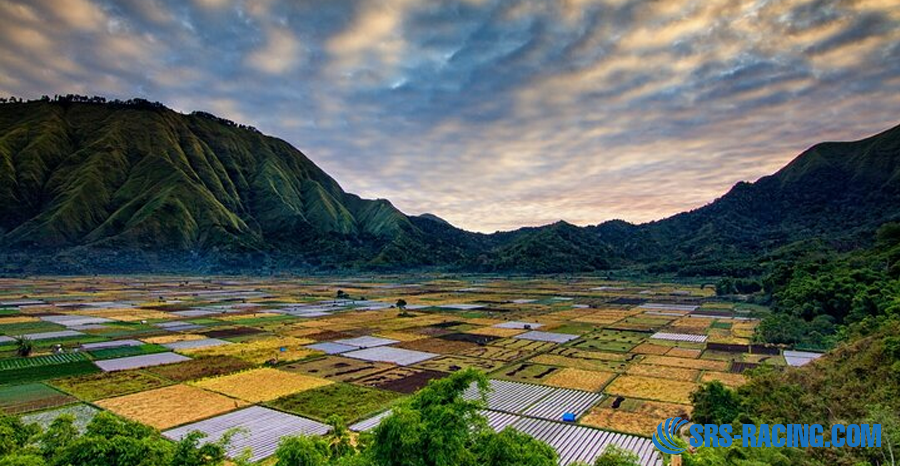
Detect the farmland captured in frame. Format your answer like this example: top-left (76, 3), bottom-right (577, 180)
top-left (0, 275), bottom-right (791, 465)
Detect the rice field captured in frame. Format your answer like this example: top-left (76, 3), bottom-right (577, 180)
top-left (96, 384), bottom-right (247, 429)
top-left (191, 368), bottom-right (332, 402)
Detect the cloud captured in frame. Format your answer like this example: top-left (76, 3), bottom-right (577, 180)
top-left (246, 26), bottom-right (302, 74)
top-left (1, 0), bottom-right (898, 232)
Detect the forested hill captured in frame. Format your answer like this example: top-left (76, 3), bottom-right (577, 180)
top-left (0, 97), bottom-right (898, 274)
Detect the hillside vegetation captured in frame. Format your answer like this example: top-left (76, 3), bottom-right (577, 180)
top-left (1, 97), bottom-right (898, 275)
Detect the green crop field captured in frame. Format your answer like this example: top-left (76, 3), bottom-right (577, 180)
top-left (0, 352), bottom-right (91, 370)
top-left (267, 383), bottom-right (404, 424)
top-left (87, 344), bottom-right (167, 360)
top-left (0, 361), bottom-right (101, 386)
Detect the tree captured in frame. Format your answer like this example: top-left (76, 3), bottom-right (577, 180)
top-left (274, 435), bottom-right (329, 466)
top-left (690, 381), bottom-right (742, 425)
top-left (396, 299), bottom-right (407, 311)
top-left (39, 415), bottom-right (77, 461)
top-left (13, 337), bottom-right (32, 357)
top-left (471, 427), bottom-right (556, 466)
top-left (591, 445), bottom-right (640, 466)
top-left (336, 290), bottom-right (348, 300)
top-left (369, 368), bottom-right (489, 466)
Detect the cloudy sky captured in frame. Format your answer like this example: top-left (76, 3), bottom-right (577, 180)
top-left (1, 0), bottom-right (898, 232)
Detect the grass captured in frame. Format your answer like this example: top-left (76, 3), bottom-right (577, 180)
top-left (0, 352), bottom-right (90, 370)
top-left (268, 383), bottom-right (403, 423)
top-left (51, 370), bottom-right (172, 401)
top-left (0, 361), bottom-right (101, 386)
top-left (191, 368), bottom-right (332, 402)
top-left (529, 354), bottom-right (627, 372)
top-left (96, 384), bottom-right (247, 430)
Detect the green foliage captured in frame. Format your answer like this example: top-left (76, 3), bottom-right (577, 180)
top-left (591, 445), bottom-right (641, 466)
top-left (12, 338), bottom-right (31, 358)
top-left (690, 381), bottom-right (743, 425)
top-left (275, 435), bottom-right (330, 466)
top-left (470, 428), bottom-right (557, 466)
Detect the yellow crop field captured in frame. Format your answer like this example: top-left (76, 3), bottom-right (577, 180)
top-left (374, 331), bottom-right (427, 342)
top-left (665, 347), bottom-right (702, 358)
top-left (642, 355), bottom-right (729, 371)
top-left (529, 354), bottom-right (618, 372)
top-left (73, 308), bottom-right (174, 322)
top-left (631, 342), bottom-right (670, 355)
top-left (142, 333), bottom-right (207, 344)
top-left (182, 336), bottom-right (316, 364)
top-left (627, 363), bottom-right (699, 382)
top-left (192, 368), bottom-right (331, 402)
top-left (699, 371), bottom-right (746, 387)
top-left (466, 326), bottom-right (525, 338)
top-left (605, 375), bottom-right (698, 404)
top-left (0, 316), bottom-right (38, 325)
top-left (582, 400), bottom-right (692, 436)
top-left (96, 384), bottom-right (245, 429)
top-left (543, 368), bottom-right (615, 391)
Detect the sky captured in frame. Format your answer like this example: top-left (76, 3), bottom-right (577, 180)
top-left (1, 0), bottom-right (899, 233)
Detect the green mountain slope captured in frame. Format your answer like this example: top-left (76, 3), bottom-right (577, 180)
top-left (1, 97), bottom-right (897, 274)
top-left (0, 99), bottom-right (417, 270)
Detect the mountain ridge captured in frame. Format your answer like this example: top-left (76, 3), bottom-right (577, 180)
top-left (1, 96), bottom-right (898, 274)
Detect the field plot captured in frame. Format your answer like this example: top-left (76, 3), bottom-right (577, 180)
top-left (396, 337), bottom-right (478, 354)
top-left (494, 363), bottom-right (562, 384)
top-left (530, 354), bottom-right (626, 372)
top-left (490, 337), bottom-right (558, 352)
top-left (641, 355), bottom-right (729, 371)
top-left (0, 352), bottom-right (90, 370)
top-left (88, 344), bottom-right (168, 360)
top-left (699, 371), bottom-right (746, 387)
top-left (604, 375), bottom-right (697, 404)
top-left (0, 360), bottom-right (100, 386)
top-left (0, 383), bottom-right (75, 414)
top-left (413, 355), bottom-right (504, 373)
top-left (182, 336), bottom-right (315, 364)
top-left (163, 406), bottom-right (331, 462)
top-left (582, 398), bottom-right (691, 436)
top-left (96, 384), bottom-right (246, 429)
top-left (458, 345), bottom-right (535, 362)
top-left (192, 368), bottom-right (331, 402)
top-left (51, 370), bottom-right (171, 400)
top-left (571, 330), bottom-right (646, 353)
top-left (268, 383), bottom-right (403, 423)
top-left (282, 356), bottom-right (393, 382)
top-left (543, 368), bottom-right (615, 392)
top-left (353, 367), bottom-right (445, 393)
top-left (626, 363), bottom-right (699, 382)
top-left (143, 356), bottom-right (254, 382)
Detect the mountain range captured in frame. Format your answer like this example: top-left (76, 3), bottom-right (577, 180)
top-left (1, 97), bottom-right (898, 274)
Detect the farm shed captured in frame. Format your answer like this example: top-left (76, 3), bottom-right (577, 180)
top-left (95, 352), bottom-right (190, 371)
top-left (343, 346), bottom-right (438, 366)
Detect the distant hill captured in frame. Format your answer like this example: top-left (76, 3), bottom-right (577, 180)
top-left (1, 97), bottom-right (897, 274)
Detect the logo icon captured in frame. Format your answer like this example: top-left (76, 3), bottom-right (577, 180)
top-left (653, 417), bottom-right (688, 454)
